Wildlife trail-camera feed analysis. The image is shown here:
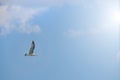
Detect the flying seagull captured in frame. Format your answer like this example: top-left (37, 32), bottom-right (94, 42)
top-left (25, 41), bottom-right (37, 56)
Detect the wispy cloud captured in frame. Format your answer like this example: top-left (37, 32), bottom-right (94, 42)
top-left (0, 5), bottom-right (48, 35)
top-left (65, 24), bottom-right (118, 38)
top-left (65, 27), bottom-right (100, 38)
top-left (65, 29), bottom-right (85, 38)
top-left (1, 0), bottom-right (118, 36)
top-left (4, 0), bottom-right (82, 7)
top-left (4, 0), bottom-right (118, 8)
top-left (64, 0), bottom-right (119, 38)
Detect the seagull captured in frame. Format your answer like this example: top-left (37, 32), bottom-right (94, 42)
top-left (25, 41), bottom-right (37, 56)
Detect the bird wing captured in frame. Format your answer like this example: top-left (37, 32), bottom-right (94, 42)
top-left (29, 41), bottom-right (35, 55)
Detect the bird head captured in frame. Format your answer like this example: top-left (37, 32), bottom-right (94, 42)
top-left (25, 53), bottom-right (27, 56)
top-left (32, 41), bottom-right (34, 44)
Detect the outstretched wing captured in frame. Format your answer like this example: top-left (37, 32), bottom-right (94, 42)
top-left (29, 41), bottom-right (35, 55)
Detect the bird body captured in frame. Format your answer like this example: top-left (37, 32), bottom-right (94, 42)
top-left (25, 41), bottom-right (37, 56)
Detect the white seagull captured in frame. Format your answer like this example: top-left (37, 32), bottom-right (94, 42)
top-left (25, 41), bottom-right (37, 56)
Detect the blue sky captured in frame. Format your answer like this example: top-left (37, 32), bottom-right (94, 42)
top-left (0, 0), bottom-right (120, 80)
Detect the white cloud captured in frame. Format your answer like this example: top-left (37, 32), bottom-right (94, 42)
top-left (0, 0), bottom-right (118, 36)
top-left (0, 5), bottom-right (48, 35)
top-left (65, 27), bottom-right (100, 38)
top-left (65, 0), bottom-right (119, 38)
top-left (5, 0), bottom-right (82, 7)
top-left (65, 24), bottom-right (119, 38)
top-left (65, 29), bottom-right (85, 38)
top-left (2, 0), bottom-right (118, 8)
